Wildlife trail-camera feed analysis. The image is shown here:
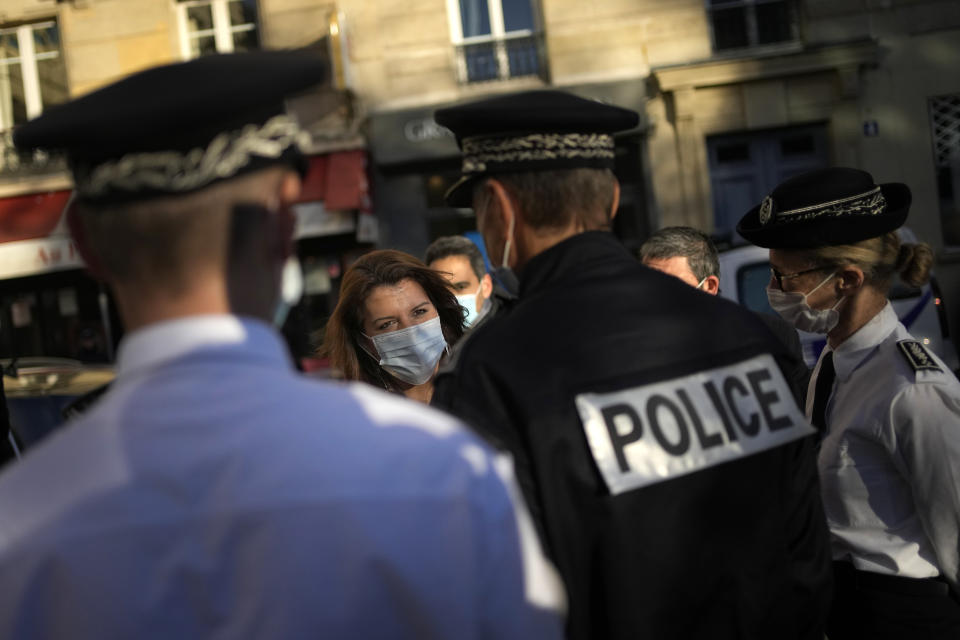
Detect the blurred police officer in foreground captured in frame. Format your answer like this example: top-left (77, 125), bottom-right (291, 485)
top-left (431, 90), bottom-right (832, 640)
top-left (738, 167), bottom-right (960, 639)
top-left (0, 51), bottom-right (564, 639)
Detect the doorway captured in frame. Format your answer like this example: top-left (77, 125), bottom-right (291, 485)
top-left (708, 124), bottom-right (828, 241)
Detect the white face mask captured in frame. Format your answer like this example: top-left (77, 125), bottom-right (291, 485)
top-left (273, 255), bottom-right (303, 328)
top-left (501, 211), bottom-right (515, 270)
top-left (455, 283), bottom-right (483, 327)
top-left (766, 271), bottom-right (843, 334)
top-left (364, 316), bottom-right (447, 386)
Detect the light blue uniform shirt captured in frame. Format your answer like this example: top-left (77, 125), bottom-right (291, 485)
top-left (811, 302), bottom-right (960, 591)
top-left (0, 315), bottom-right (565, 638)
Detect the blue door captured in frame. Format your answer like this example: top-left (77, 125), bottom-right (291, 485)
top-left (708, 125), bottom-right (828, 241)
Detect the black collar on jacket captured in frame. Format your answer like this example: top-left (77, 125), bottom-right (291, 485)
top-left (518, 230), bottom-right (631, 298)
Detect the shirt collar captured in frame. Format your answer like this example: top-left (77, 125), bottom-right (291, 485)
top-left (518, 231), bottom-right (627, 297)
top-left (830, 301), bottom-right (898, 381)
top-left (116, 314), bottom-right (291, 379)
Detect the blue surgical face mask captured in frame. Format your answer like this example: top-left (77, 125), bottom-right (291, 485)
top-left (455, 283), bottom-right (483, 327)
top-left (364, 316), bottom-right (447, 385)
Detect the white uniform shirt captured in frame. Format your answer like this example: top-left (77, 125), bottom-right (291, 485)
top-left (810, 302), bottom-right (960, 590)
top-left (0, 315), bottom-right (565, 639)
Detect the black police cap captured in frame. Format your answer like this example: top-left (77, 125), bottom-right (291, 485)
top-left (435, 90), bottom-right (639, 207)
top-left (14, 49), bottom-right (328, 204)
top-left (736, 167), bottom-right (911, 248)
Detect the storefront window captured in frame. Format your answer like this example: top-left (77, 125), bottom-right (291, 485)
top-left (0, 272), bottom-right (116, 362)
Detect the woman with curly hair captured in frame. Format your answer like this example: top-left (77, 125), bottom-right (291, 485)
top-left (321, 250), bottom-right (464, 403)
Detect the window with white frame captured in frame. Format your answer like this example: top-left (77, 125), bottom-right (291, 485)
top-left (0, 20), bottom-right (68, 132)
top-left (930, 94), bottom-right (960, 248)
top-left (706, 0), bottom-right (797, 52)
top-left (446, 0), bottom-right (544, 84)
top-left (176, 0), bottom-right (259, 59)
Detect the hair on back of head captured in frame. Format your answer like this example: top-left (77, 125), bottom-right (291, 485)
top-left (74, 167), bottom-right (290, 294)
top-left (804, 231), bottom-right (933, 291)
top-left (472, 168), bottom-right (617, 232)
top-left (639, 226), bottom-right (720, 282)
top-left (425, 236), bottom-right (486, 281)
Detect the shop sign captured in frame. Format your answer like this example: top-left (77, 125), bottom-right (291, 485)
top-left (403, 117), bottom-right (453, 144)
top-left (368, 108), bottom-right (460, 165)
top-left (0, 235), bottom-right (83, 280)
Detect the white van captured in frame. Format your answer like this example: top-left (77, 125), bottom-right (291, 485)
top-left (717, 234), bottom-right (960, 374)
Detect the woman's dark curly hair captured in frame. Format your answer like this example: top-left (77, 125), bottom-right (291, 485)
top-left (320, 249), bottom-right (465, 388)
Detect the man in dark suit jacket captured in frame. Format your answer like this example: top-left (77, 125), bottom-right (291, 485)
top-left (431, 90), bottom-right (831, 640)
top-left (640, 226), bottom-right (811, 405)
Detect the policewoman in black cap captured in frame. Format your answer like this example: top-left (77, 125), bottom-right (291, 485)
top-left (432, 90), bottom-right (832, 640)
top-left (0, 52), bottom-right (565, 638)
top-left (738, 167), bottom-right (960, 639)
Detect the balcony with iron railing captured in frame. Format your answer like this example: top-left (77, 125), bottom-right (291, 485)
top-left (453, 31), bottom-right (546, 85)
top-left (0, 128), bottom-right (68, 183)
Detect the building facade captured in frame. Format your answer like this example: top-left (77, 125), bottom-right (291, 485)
top-left (2, 0), bottom-right (960, 353)
top-left (649, 0), bottom-right (960, 350)
top-left (0, 0), bottom-right (365, 362)
top-left (341, 0), bottom-right (960, 349)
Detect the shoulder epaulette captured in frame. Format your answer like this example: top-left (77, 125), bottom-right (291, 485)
top-left (896, 340), bottom-right (943, 374)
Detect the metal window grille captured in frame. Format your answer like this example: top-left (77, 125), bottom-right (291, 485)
top-left (930, 94), bottom-right (960, 167)
top-left (454, 32), bottom-right (544, 84)
top-left (930, 94), bottom-right (960, 247)
top-left (448, 0), bottom-right (546, 85)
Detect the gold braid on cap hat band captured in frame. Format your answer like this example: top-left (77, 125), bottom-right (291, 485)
top-left (760, 186), bottom-right (886, 226)
top-left (461, 132), bottom-right (615, 174)
top-left (78, 114), bottom-right (311, 198)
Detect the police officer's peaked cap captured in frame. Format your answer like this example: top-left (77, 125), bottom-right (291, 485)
top-left (14, 49), bottom-right (328, 205)
top-left (737, 167), bottom-right (911, 248)
top-left (435, 90), bottom-right (639, 207)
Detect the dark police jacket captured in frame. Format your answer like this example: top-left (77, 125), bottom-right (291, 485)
top-left (432, 231), bottom-right (832, 640)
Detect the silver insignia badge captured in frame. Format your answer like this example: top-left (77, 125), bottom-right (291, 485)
top-left (759, 197), bottom-right (774, 225)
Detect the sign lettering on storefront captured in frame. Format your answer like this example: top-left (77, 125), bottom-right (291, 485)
top-left (0, 236), bottom-right (84, 280)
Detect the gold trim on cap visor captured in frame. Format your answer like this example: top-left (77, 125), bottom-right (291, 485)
top-left (78, 114), bottom-right (311, 198)
top-left (460, 132), bottom-right (615, 174)
top-left (761, 186), bottom-right (886, 226)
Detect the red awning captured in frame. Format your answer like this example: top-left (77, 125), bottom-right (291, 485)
top-left (297, 155), bottom-right (328, 202)
top-left (324, 150), bottom-right (368, 211)
top-left (0, 190), bottom-right (71, 243)
top-left (295, 150), bottom-right (368, 211)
